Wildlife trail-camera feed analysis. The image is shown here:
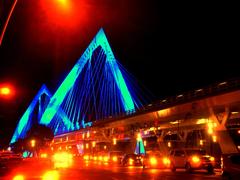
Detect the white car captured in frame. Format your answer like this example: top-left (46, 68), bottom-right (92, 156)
top-left (169, 148), bottom-right (215, 173)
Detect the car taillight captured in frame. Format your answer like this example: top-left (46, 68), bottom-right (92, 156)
top-left (83, 155), bottom-right (89, 160)
top-left (209, 156), bottom-right (215, 162)
top-left (40, 153), bottom-right (48, 158)
top-left (112, 156), bottom-right (117, 162)
top-left (103, 156), bottom-right (109, 162)
top-left (129, 158), bottom-right (134, 165)
top-left (98, 156), bottom-right (103, 161)
top-left (192, 156), bottom-right (200, 163)
top-left (163, 157), bottom-right (170, 165)
top-left (150, 157), bottom-right (157, 165)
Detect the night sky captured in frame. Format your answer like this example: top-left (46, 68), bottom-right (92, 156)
top-left (0, 1), bottom-right (239, 147)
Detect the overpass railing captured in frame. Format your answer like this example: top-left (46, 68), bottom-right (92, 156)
top-left (93, 78), bottom-right (240, 126)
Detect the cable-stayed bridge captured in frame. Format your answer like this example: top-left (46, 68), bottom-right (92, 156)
top-left (10, 28), bottom-right (151, 144)
top-left (10, 29), bottom-right (240, 155)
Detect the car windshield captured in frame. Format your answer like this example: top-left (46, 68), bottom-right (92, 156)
top-left (186, 149), bottom-right (206, 156)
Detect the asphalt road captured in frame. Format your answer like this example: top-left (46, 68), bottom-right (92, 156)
top-left (0, 159), bottom-right (223, 180)
top-left (60, 161), bottom-right (222, 180)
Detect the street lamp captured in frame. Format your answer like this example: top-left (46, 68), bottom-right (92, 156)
top-left (0, 87), bottom-right (10, 95)
top-left (0, 0), bottom-right (18, 46)
top-left (0, 84), bottom-right (15, 99)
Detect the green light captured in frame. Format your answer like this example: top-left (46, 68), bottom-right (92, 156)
top-left (10, 85), bottom-right (51, 144)
top-left (40, 28), bottom-right (135, 128)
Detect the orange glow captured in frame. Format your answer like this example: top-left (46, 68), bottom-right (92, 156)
top-left (42, 170), bottom-right (59, 180)
top-left (200, 139), bottom-right (203, 146)
top-left (0, 84), bottom-right (15, 98)
top-left (207, 121), bottom-right (214, 134)
top-left (112, 156), bottom-right (117, 162)
top-left (87, 131), bottom-right (90, 138)
top-left (192, 156), bottom-right (200, 163)
top-left (13, 175), bottom-right (24, 180)
top-left (92, 141), bottom-right (96, 147)
top-left (210, 156), bottom-right (215, 162)
top-left (137, 133), bottom-right (142, 141)
top-left (103, 156), bottom-right (109, 162)
top-left (57, 0), bottom-right (69, 8)
top-left (40, 0), bottom-right (89, 30)
top-left (238, 130), bottom-right (240, 134)
top-left (150, 157), bottom-right (157, 166)
top-left (162, 157), bottom-right (170, 165)
top-left (0, 87), bottom-right (10, 95)
top-left (53, 152), bottom-right (73, 168)
top-left (30, 139), bottom-right (36, 147)
top-left (167, 141), bottom-right (171, 148)
top-left (212, 135), bottom-right (217, 142)
top-left (83, 155), bottom-right (89, 161)
top-left (98, 156), bottom-right (102, 161)
top-left (129, 158), bottom-right (134, 165)
top-left (113, 138), bottom-right (117, 145)
top-left (40, 153), bottom-right (48, 158)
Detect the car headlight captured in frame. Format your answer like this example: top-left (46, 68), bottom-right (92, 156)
top-left (13, 175), bottom-right (25, 180)
top-left (42, 170), bottom-right (59, 180)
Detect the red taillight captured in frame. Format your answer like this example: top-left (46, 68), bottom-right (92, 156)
top-left (163, 157), bottom-right (170, 165)
top-left (192, 156), bottom-right (200, 163)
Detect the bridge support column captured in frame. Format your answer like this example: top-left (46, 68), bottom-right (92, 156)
top-left (209, 107), bottom-right (238, 154)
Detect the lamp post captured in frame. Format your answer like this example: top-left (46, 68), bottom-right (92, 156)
top-left (0, 0), bottom-right (18, 46)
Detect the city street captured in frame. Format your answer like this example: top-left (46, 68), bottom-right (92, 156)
top-left (0, 159), bottom-right (223, 180)
top-left (60, 164), bottom-right (222, 180)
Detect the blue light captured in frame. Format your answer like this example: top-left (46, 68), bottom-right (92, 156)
top-left (11, 28), bottom-right (145, 141)
top-left (10, 85), bottom-right (51, 144)
top-left (40, 28), bottom-right (135, 131)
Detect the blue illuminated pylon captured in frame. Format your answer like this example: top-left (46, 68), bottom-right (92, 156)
top-left (135, 136), bottom-right (145, 155)
top-left (11, 28), bottom-right (144, 143)
top-left (10, 85), bottom-right (51, 144)
top-left (40, 28), bottom-right (135, 127)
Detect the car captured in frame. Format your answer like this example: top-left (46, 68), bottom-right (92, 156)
top-left (221, 153), bottom-right (240, 179)
top-left (108, 151), bottom-right (124, 164)
top-left (0, 151), bottom-right (22, 169)
top-left (142, 151), bottom-right (170, 169)
top-left (169, 148), bottom-right (215, 173)
top-left (121, 154), bottom-right (143, 166)
top-left (0, 151), bottom-right (23, 176)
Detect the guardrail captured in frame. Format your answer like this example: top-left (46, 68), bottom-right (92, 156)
top-left (93, 78), bottom-right (240, 126)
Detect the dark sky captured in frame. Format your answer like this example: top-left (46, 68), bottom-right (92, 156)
top-left (0, 1), bottom-right (239, 146)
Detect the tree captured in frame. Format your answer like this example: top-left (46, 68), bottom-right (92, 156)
top-left (11, 124), bottom-right (54, 156)
top-left (25, 124), bottom-right (54, 153)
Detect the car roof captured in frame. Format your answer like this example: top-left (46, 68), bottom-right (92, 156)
top-left (172, 148), bottom-right (205, 151)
